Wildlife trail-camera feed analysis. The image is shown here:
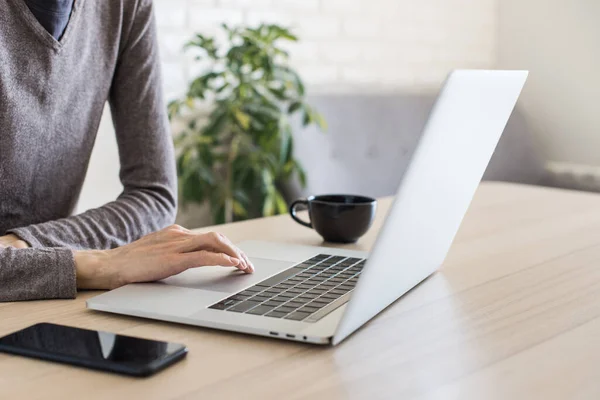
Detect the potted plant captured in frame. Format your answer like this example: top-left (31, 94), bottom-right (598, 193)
top-left (168, 24), bottom-right (326, 225)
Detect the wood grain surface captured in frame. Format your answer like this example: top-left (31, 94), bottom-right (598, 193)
top-left (2, 182), bottom-right (600, 399)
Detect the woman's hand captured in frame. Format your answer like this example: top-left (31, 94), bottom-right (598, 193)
top-left (0, 234), bottom-right (29, 249)
top-left (74, 225), bottom-right (254, 290)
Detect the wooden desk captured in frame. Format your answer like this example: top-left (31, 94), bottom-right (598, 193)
top-left (3, 182), bottom-right (600, 399)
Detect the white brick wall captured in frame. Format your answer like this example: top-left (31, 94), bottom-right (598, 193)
top-left (155, 0), bottom-right (497, 100)
top-left (78, 0), bottom-right (497, 213)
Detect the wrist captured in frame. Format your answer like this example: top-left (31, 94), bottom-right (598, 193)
top-left (73, 249), bottom-right (121, 290)
top-left (0, 234), bottom-right (29, 249)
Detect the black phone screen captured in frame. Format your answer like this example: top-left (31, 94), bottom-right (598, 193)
top-left (0, 323), bottom-right (187, 376)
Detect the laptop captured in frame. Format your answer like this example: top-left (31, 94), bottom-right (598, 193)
top-left (87, 70), bottom-right (528, 345)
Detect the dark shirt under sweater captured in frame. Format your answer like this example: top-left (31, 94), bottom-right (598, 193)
top-left (0, 0), bottom-right (177, 301)
top-left (25, 0), bottom-right (74, 40)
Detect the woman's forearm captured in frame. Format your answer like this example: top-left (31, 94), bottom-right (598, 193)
top-left (0, 234), bottom-right (29, 249)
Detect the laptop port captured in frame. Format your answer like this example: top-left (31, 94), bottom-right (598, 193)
top-left (286, 334), bottom-right (295, 338)
top-left (269, 331), bottom-right (278, 336)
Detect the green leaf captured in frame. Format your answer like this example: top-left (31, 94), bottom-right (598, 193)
top-left (288, 101), bottom-right (302, 114)
top-left (262, 191), bottom-right (275, 216)
top-left (167, 100), bottom-right (181, 120)
top-left (202, 108), bottom-right (229, 137)
top-left (268, 87), bottom-right (287, 101)
top-left (314, 112), bottom-right (328, 131)
top-left (233, 109), bottom-right (252, 130)
top-left (233, 189), bottom-right (250, 204)
top-left (302, 109), bottom-right (311, 126)
top-left (232, 200), bottom-right (247, 217)
top-left (279, 129), bottom-right (292, 167)
top-left (273, 190), bottom-right (288, 215)
top-left (185, 97), bottom-right (195, 109)
top-left (295, 161), bottom-right (307, 187)
top-left (282, 160), bottom-right (294, 176)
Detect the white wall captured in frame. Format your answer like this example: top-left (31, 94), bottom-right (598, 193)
top-left (498, 0), bottom-right (600, 166)
top-left (78, 0), bottom-right (497, 213)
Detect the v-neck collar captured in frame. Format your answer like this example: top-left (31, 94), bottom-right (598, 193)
top-left (9, 0), bottom-right (85, 52)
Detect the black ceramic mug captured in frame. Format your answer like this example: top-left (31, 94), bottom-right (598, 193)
top-left (289, 194), bottom-right (377, 243)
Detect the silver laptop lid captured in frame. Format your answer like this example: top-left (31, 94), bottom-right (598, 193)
top-left (333, 70), bottom-right (528, 345)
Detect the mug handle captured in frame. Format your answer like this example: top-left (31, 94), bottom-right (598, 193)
top-left (289, 199), bottom-right (312, 228)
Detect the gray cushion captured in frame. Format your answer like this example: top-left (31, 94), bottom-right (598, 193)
top-left (284, 93), bottom-right (546, 200)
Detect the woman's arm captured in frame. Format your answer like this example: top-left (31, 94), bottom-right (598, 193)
top-left (8, 0), bottom-right (176, 253)
top-left (0, 1), bottom-right (257, 303)
top-left (0, 246), bottom-right (76, 301)
top-left (1, 226), bottom-right (254, 302)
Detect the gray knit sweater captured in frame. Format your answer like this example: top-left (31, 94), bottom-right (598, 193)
top-left (0, 0), bottom-right (177, 301)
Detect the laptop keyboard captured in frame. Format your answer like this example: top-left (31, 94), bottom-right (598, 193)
top-left (208, 254), bottom-right (365, 323)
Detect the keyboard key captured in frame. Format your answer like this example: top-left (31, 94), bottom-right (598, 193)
top-left (297, 263), bottom-right (314, 269)
top-left (265, 310), bottom-right (287, 318)
top-left (253, 295), bottom-right (270, 302)
top-left (264, 300), bottom-right (283, 307)
top-left (286, 301), bottom-right (304, 308)
top-left (273, 295), bottom-right (291, 302)
top-left (208, 303), bottom-right (227, 310)
top-left (298, 306), bottom-right (319, 314)
top-left (229, 301), bottom-right (261, 313)
top-left (305, 300), bottom-right (327, 310)
top-left (246, 305), bottom-right (275, 315)
top-left (284, 311), bottom-right (310, 321)
top-left (276, 305), bottom-right (295, 313)
top-left (287, 288), bottom-right (304, 294)
top-left (244, 286), bottom-right (262, 293)
top-left (297, 284), bottom-right (313, 290)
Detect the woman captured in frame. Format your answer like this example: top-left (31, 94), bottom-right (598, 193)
top-left (0, 0), bottom-right (253, 302)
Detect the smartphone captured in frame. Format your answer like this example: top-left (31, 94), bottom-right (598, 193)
top-left (0, 323), bottom-right (187, 377)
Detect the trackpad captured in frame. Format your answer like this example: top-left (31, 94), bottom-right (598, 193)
top-left (160, 257), bottom-right (293, 293)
